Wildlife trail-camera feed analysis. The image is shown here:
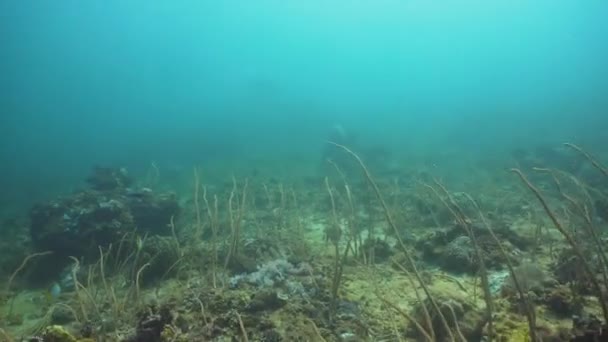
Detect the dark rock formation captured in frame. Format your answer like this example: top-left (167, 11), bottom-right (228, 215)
top-left (28, 167), bottom-right (179, 281)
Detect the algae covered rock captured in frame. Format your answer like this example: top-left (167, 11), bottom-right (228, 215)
top-left (501, 262), bottom-right (554, 296)
top-left (86, 166), bottom-right (133, 192)
top-left (41, 325), bottom-right (77, 342)
top-left (30, 190), bottom-right (135, 260)
top-left (27, 167), bottom-right (180, 281)
top-left (138, 235), bottom-right (181, 285)
top-left (544, 285), bottom-right (583, 317)
top-left (38, 325), bottom-right (95, 342)
top-left (418, 222), bottom-right (528, 274)
top-left (407, 288), bottom-right (487, 341)
top-left (124, 303), bottom-right (175, 342)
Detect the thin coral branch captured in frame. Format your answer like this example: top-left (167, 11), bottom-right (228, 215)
top-left (328, 141), bottom-right (453, 342)
top-left (134, 262), bottom-right (151, 305)
top-left (564, 143), bottom-right (608, 178)
top-left (5, 251), bottom-right (53, 294)
top-left (5, 251), bottom-right (53, 317)
top-left (306, 318), bottom-right (328, 342)
top-left (512, 168), bottom-right (608, 323)
top-left (235, 311), bottom-right (249, 342)
top-left (0, 327), bottom-right (13, 342)
top-left (464, 193), bottom-right (537, 342)
top-left (377, 290), bottom-right (434, 342)
top-left (425, 181), bottom-right (494, 342)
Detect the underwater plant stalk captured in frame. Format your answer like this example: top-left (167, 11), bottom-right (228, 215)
top-left (390, 260), bottom-right (437, 341)
top-left (464, 193), bottom-right (538, 342)
top-left (306, 318), bottom-right (329, 342)
top-left (194, 167), bottom-right (203, 241)
top-left (115, 227), bottom-right (139, 275)
top-left (377, 293), bottom-right (434, 342)
top-left (263, 183), bottom-right (273, 209)
top-left (225, 183), bottom-right (236, 268)
top-left (235, 311), bottom-right (250, 342)
top-left (328, 158), bottom-right (362, 258)
top-left (134, 262), bottom-right (150, 306)
top-left (68, 256), bottom-right (103, 321)
top-left (169, 215), bottom-right (182, 258)
top-left (5, 251), bottom-right (53, 317)
top-left (203, 187), bottom-right (219, 288)
top-left (564, 143), bottom-right (608, 178)
top-left (291, 189), bottom-right (304, 234)
top-left (328, 141), bottom-right (454, 341)
top-left (67, 257), bottom-right (88, 321)
top-left (224, 178), bottom-right (248, 269)
top-left (444, 302), bottom-right (467, 342)
top-left (512, 168), bottom-right (608, 323)
top-left (159, 257), bottom-right (183, 284)
top-left (113, 231), bottom-right (131, 271)
top-left (426, 182), bottom-right (494, 341)
top-left (536, 168), bottom-right (608, 292)
top-left (325, 177), bottom-right (346, 322)
top-left (465, 193), bottom-right (538, 342)
top-left (278, 183), bottom-right (286, 230)
top-left (5, 251), bottom-right (53, 294)
top-left (195, 297), bottom-right (209, 325)
top-left (51, 303), bottom-right (81, 325)
top-left (0, 327), bottom-right (14, 342)
top-left (344, 184), bottom-right (360, 258)
top-left (129, 233), bottom-right (148, 285)
top-left (98, 246), bottom-right (121, 318)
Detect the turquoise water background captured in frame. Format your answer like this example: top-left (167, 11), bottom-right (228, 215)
top-left (1, 0), bottom-right (607, 210)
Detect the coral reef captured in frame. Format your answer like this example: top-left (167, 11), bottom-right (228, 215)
top-left (418, 222), bottom-right (528, 274)
top-left (27, 167), bottom-right (179, 282)
top-left (408, 290), bottom-right (487, 341)
top-left (86, 166), bottom-right (133, 192)
top-left (124, 304), bottom-right (175, 342)
top-left (1, 143), bottom-right (606, 341)
top-left (229, 259), bottom-right (312, 288)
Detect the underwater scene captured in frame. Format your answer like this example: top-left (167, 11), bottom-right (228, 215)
top-left (1, 1), bottom-right (608, 341)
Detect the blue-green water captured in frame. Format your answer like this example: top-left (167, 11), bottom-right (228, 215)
top-left (3, 3), bottom-right (608, 340)
top-left (1, 0), bottom-right (607, 211)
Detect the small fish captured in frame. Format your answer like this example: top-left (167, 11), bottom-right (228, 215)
top-left (136, 235), bottom-right (144, 251)
top-left (48, 282), bottom-right (62, 300)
